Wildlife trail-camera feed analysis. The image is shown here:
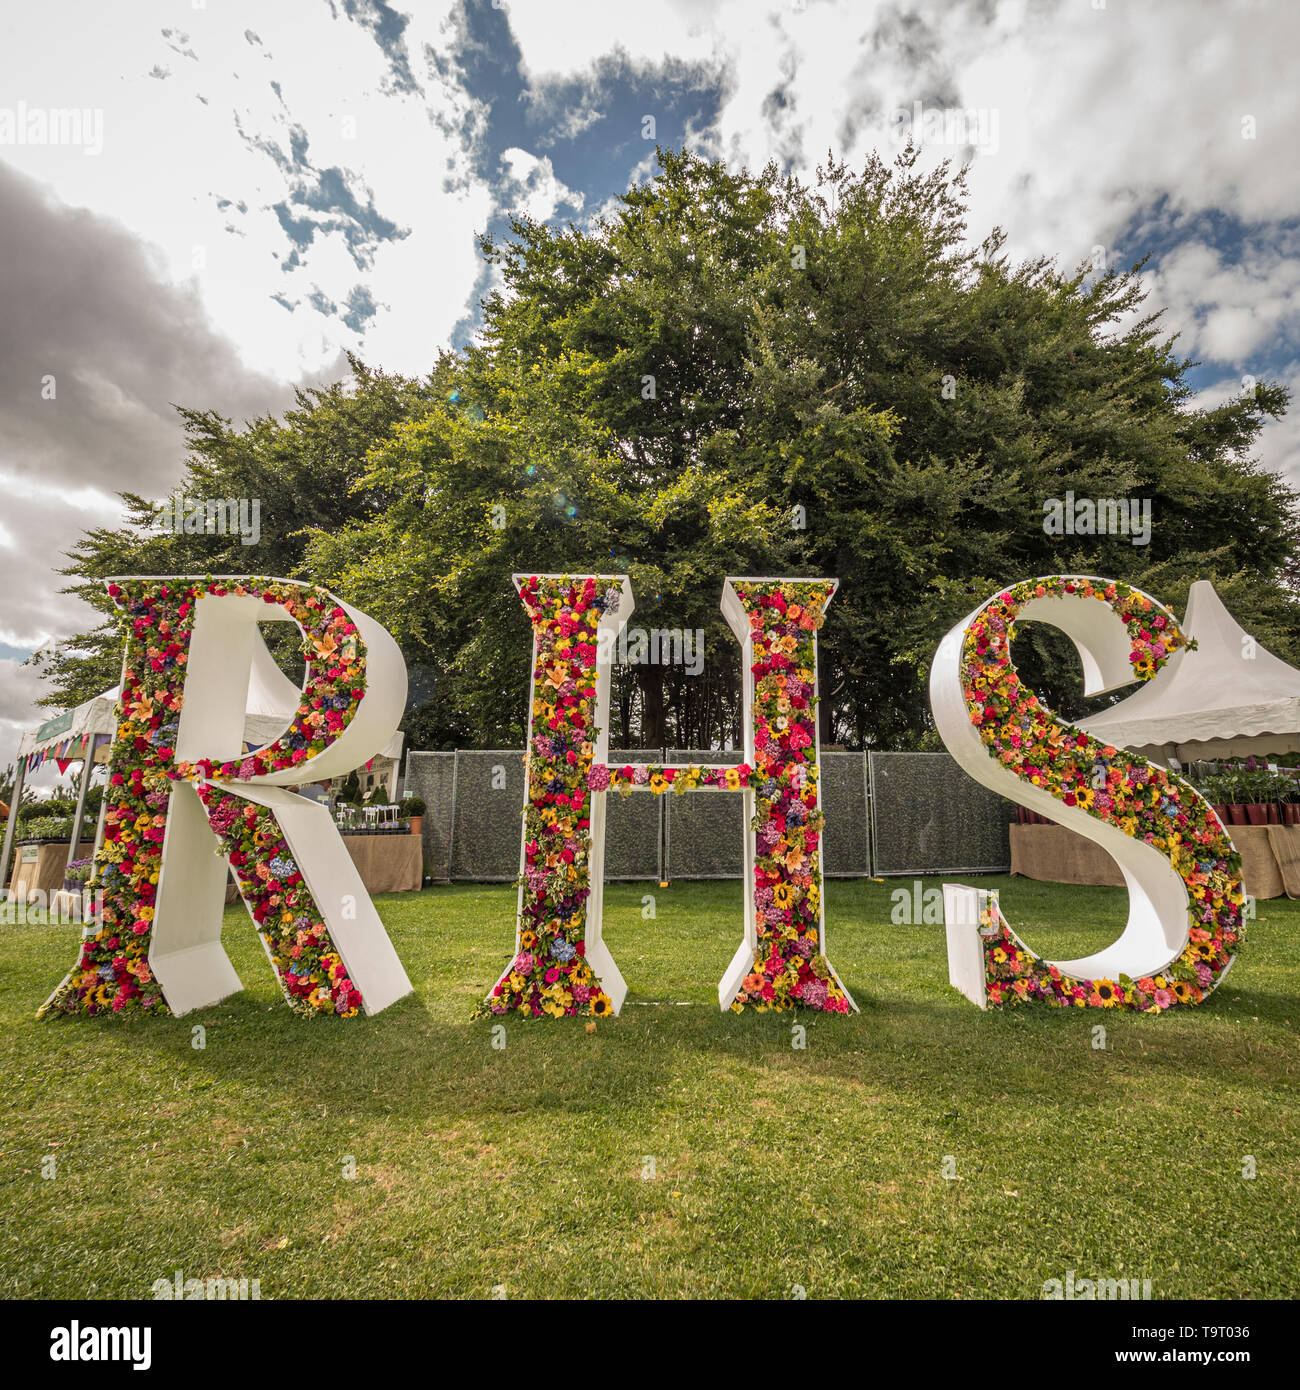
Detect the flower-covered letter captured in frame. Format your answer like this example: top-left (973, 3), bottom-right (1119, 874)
top-left (930, 576), bottom-right (1244, 1013)
top-left (40, 577), bottom-right (413, 1021)
top-left (482, 573), bottom-right (855, 1020)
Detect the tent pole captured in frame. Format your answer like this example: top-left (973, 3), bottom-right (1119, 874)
top-left (92, 775), bottom-right (108, 861)
top-left (1, 754), bottom-right (27, 900)
top-left (66, 748), bottom-right (94, 871)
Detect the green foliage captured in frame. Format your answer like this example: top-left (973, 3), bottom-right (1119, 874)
top-left (307, 147), bottom-right (1296, 747)
top-left (18, 815), bottom-right (95, 842)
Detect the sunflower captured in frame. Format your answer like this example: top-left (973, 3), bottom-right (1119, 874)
top-left (591, 995), bottom-right (612, 1017)
top-left (773, 882), bottom-right (793, 910)
top-left (1093, 979), bottom-right (1119, 1006)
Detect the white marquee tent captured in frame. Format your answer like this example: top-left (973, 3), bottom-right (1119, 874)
top-left (1081, 580), bottom-right (1300, 761)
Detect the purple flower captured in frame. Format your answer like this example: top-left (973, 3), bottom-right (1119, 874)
top-left (799, 978), bottom-right (829, 1008)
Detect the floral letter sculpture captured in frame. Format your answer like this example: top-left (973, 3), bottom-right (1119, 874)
top-left (41, 577), bottom-right (413, 1021)
top-left (930, 576), bottom-right (1243, 1012)
top-left (483, 573), bottom-right (856, 1020)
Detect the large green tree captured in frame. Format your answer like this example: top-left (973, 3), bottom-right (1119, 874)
top-left (305, 147), bottom-right (1296, 747)
top-left (44, 148), bottom-right (1297, 752)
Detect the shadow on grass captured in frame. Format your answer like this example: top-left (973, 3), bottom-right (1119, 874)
top-left (14, 878), bottom-right (1295, 1139)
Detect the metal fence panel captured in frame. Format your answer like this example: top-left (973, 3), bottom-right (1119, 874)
top-left (408, 747), bottom-right (1007, 883)
top-left (820, 751), bottom-right (870, 877)
top-left (868, 751), bottom-right (1010, 875)
top-left (664, 749), bottom-right (745, 879)
top-left (604, 748), bottom-right (663, 880)
top-left (449, 750), bottom-right (524, 882)
top-left (403, 750), bottom-right (456, 882)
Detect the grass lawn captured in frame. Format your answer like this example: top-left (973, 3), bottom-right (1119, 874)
top-left (2, 875), bottom-right (1297, 1300)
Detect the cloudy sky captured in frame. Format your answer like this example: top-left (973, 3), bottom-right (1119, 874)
top-left (1, 0), bottom-right (1297, 784)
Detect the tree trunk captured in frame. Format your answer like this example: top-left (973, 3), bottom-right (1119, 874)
top-left (640, 666), bottom-right (666, 749)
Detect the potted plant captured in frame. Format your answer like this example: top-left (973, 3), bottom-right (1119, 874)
top-left (1242, 767), bottom-right (1272, 826)
top-left (63, 857), bottom-right (93, 892)
top-left (1195, 773), bottom-right (1229, 825)
top-left (1282, 772), bottom-right (1300, 826)
top-left (401, 796), bottom-right (425, 837)
top-left (1221, 770), bottom-right (1248, 826)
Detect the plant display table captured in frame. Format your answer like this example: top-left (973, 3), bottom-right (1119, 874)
top-left (6, 843), bottom-right (72, 901)
top-left (220, 830), bottom-right (421, 902)
top-left (339, 832), bottom-right (422, 893)
top-left (1010, 822), bottom-right (1300, 899)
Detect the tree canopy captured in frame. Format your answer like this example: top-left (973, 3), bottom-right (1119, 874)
top-left (42, 147), bottom-right (1296, 751)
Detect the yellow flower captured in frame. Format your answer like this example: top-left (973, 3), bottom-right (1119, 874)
top-left (1092, 979), bottom-right (1119, 1006)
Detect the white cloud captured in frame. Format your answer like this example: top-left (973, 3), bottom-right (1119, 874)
top-left (1142, 241), bottom-right (1300, 367)
top-left (0, 0), bottom-right (488, 380)
top-left (499, 147), bottom-right (584, 222)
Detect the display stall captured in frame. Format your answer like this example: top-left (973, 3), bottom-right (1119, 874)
top-left (8, 842), bottom-right (70, 900)
top-left (1010, 820), bottom-right (1299, 899)
top-left (221, 829), bottom-right (421, 901)
top-left (339, 833), bottom-right (422, 893)
top-left (1, 690), bottom-right (117, 899)
top-left (1009, 581), bottom-right (1300, 898)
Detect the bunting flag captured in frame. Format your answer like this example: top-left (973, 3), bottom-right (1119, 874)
top-left (25, 732), bottom-right (96, 775)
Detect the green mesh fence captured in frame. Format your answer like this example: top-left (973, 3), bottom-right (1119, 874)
top-left (405, 748), bottom-right (1003, 882)
top-left (868, 751), bottom-right (1011, 875)
top-left (449, 750), bottom-right (524, 882)
top-left (403, 751), bottom-right (456, 882)
top-left (820, 751), bottom-right (870, 876)
top-left (664, 749), bottom-right (745, 879)
top-left (604, 748), bottom-right (662, 881)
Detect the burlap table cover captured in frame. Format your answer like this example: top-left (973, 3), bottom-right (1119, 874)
top-left (222, 832), bottom-right (422, 903)
top-left (1264, 825), bottom-right (1300, 898)
top-left (7, 843), bottom-right (71, 901)
top-left (339, 833), bottom-right (422, 893)
top-left (1010, 823), bottom-right (1295, 899)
